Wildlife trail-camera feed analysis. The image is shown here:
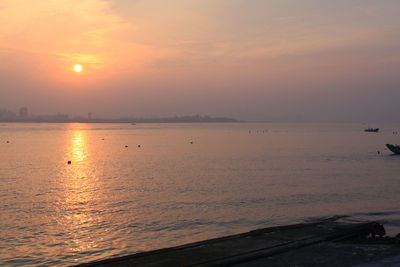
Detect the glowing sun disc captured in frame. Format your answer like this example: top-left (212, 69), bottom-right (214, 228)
top-left (73, 64), bottom-right (83, 72)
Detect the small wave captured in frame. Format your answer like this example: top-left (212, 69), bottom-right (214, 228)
top-left (350, 211), bottom-right (400, 217)
top-left (304, 211), bottom-right (400, 236)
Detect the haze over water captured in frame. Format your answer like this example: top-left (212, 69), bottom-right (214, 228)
top-left (2, 1), bottom-right (400, 266)
top-left (1, 122), bottom-right (400, 266)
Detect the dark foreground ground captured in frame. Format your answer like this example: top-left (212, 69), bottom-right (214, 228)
top-left (76, 217), bottom-right (400, 267)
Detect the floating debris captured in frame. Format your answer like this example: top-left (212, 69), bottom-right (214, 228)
top-left (67, 161), bottom-right (72, 164)
top-left (365, 128), bottom-right (379, 133)
top-left (138, 145), bottom-right (141, 148)
top-left (125, 145), bottom-right (129, 148)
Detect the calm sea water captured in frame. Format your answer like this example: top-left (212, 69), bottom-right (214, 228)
top-left (1, 122), bottom-right (400, 266)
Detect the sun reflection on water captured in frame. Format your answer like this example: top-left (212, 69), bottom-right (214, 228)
top-left (70, 129), bottom-right (87, 163)
top-left (59, 124), bottom-right (102, 255)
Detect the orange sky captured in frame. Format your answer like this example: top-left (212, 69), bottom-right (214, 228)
top-left (1, 0), bottom-right (400, 121)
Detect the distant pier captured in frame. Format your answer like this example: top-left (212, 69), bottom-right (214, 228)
top-left (76, 217), bottom-right (400, 267)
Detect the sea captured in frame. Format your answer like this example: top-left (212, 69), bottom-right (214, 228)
top-left (1, 122), bottom-right (400, 266)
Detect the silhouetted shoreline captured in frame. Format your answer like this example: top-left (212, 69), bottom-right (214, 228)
top-left (0, 115), bottom-right (241, 123)
top-left (76, 218), bottom-right (400, 267)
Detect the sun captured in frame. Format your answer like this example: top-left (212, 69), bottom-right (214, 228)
top-left (73, 64), bottom-right (83, 73)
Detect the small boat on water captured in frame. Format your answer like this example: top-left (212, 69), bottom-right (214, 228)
top-left (386, 144), bottom-right (400, 154)
top-left (365, 128), bottom-right (379, 132)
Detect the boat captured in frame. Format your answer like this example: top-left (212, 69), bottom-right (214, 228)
top-left (386, 144), bottom-right (400, 154)
top-left (365, 128), bottom-right (379, 132)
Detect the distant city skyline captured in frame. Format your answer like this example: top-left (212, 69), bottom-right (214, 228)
top-left (0, 106), bottom-right (238, 123)
top-left (1, 104), bottom-right (399, 123)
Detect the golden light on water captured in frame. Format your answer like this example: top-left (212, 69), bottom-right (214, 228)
top-left (73, 64), bottom-right (83, 73)
top-left (60, 125), bottom-right (100, 253)
top-left (70, 129), bottom-right (87, 162)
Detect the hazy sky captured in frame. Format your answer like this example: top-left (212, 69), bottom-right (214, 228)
top-left (1, 0), bottom-right (399, 121)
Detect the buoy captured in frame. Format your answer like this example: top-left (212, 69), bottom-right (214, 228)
top-left (67, 161), bottom-right (72, 164)
top-left (377, 150), bottom-right (380, 154)
top-left (125, 145), bottom-right (128, 148)
top-left (137, 144), bottom-right (141, 147)
top-left (190, 141), bottom-right (193, 144)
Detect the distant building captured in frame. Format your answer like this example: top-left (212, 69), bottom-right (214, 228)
top-left (19, 107), bottom-right (28, 118)
top-left (0, 108), bottom-right (17, 119)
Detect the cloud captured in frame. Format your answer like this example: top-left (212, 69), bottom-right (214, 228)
top-left (0, 0), bottom-right (144, 80)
